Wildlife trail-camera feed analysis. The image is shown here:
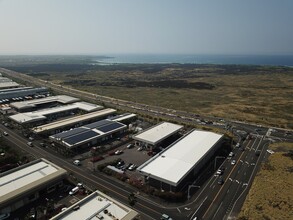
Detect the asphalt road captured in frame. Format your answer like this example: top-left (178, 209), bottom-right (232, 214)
top-left (182, 134), bottom-right (270, 220)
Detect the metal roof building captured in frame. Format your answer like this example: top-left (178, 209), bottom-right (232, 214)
top-left (137, 129), bottom-right (224, 191)
top-left (32, 108), bottom-right (117, 134)
top-left (9, 102), bottom-right (103, 124)
top-left (0, 158), bottom-right (67, 213)
top-left (50, 190), bottom-right (139, 220)
top-left (0, 77), bottom-right (20, 89)
top-left (0, 86), bottom-right (48, 100)
top-left (133, 122), bottom-right (183, 146)
top-left (109, 113), bottom-right (137, 123)
top-left (50, 119), bottom-right (127, 149)
top-left (10, 95), bottom-right (80, 111)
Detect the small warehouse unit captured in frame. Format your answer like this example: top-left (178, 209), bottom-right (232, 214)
top-left (50, 190), bottom-right (139, 220)
top-left (0, 158), bottom-right (67, 214)
top-left (137, 129), bottom-right (224, 192)
top-left (133, 122), bottom-right (183, 150)
top-left (50, 119), bottom-right (127, 152)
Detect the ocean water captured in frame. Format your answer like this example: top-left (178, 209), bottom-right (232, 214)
top-left (95, 54), bottom-right (293, 66)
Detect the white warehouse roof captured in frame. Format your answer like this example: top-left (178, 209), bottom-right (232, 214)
top-left (133, 122), bottom-right (183, 146)
top-left (10, 95), bottom-right (80, 110)
top-left (9, 102), bottom-right (103, 124)
top-left (50, 190), bottom-right (139, 220)
top-left (0, 158), bottom-right (67, 206)
top-left (0, 81), bottom-right (19, 89)
top-left (137, 130), bottom-right (223, 186)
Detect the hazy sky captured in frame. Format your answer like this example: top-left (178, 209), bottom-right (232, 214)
top-left (0, 0), bottom-right (292, 55)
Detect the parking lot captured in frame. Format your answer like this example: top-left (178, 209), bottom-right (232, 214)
top-left (83, 140), bottom-right (152, 176)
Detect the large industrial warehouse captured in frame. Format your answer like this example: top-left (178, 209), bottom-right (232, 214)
top-left (10, 95), bottom-right (80, 112)
top-left (50, 119), bottom-right (127, 150)
top-left (0, 158), bottom-right (67, 214)
top-left (0, 76), bottom-right (20, 89)
top-left (137, 129), bottom-right (224, 192)
top-left (32, 108), bottom-right (117, 135)
top-left (51, 190), bottom-right (139, 220)
top-left (9, 102), bottom-right (103, 125)
top-left (133, 122), bottom-right (183, 149)
top-left (0, 86), bottom-right (48, 100)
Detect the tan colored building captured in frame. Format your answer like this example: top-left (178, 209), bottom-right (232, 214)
top-left (51, 190), bottom-right (139, 220)
top-left (0, 158), bottom-right (67, 214)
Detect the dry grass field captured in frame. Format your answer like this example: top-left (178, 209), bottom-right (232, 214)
top-left (8, 63), bottom-right (293, 128)
top-left (238, 142), bottom-right (293, 220)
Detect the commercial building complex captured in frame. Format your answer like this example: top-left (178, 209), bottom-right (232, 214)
top-left (0, 158), bottom-right (67, 214)
top-left (137, 129), bottom-right (224, 192)
top-left (50, 190), bottom-right (139, 220)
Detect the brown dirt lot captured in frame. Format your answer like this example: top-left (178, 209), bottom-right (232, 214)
top-left (238, 143), bottom-right (293, 220)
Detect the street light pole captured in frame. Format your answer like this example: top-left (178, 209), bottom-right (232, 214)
top-left (214, 156), bottom-right (226, 170)
top-left (187, 184), bottom-right (200, 200)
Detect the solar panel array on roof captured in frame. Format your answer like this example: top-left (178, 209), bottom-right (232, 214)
top-left (50, 119), bottom-right (127, 147)
top-left (83, 119), bottom-right (112, 129)
top-left (53, 127), bottom-right (87, 138)
top-left (64, 130), bottom-right (98, 145)
top-left (98, 123), bottom-right (125, 133)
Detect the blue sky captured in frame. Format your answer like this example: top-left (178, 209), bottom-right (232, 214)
top-left (0, 0), bottom-right (292, 55)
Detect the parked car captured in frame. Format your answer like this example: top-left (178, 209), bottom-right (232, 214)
top-left (73, 160), bottom-right (81, 166)
top-left (161, 214), bottom-right (172, 220)
top-left (128, 164), bottom-right (137, 171)
top-left (116, 160), bottom-right (125, 168)
top-left (137, 147), bottom-right (143, 151)
top-left (126, 144), bottom-right (134, 149)
top-left (3, 131), bottom-right (8, 136)
top-left (216, 169), bottom-right (223, 175)
top-left (27, 142), bottom-right (33, 147)
top-left (29, 207), bottom-right (36, 219)
top-left (69, 186), bottom-right (79, 195)
top-left (114, 150), bottom-right (123, 155)
top-left (231, 160), bottom-right (236, 165)
top-left (77, 183), bottom-right (84, 189)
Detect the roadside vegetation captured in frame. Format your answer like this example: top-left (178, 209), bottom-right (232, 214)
top-left (5, 61), bottom-right (292, 129)
top-left (238, 142), bottom-right (293, 220)
top-left (0, 138), bottom-right (33, 173)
